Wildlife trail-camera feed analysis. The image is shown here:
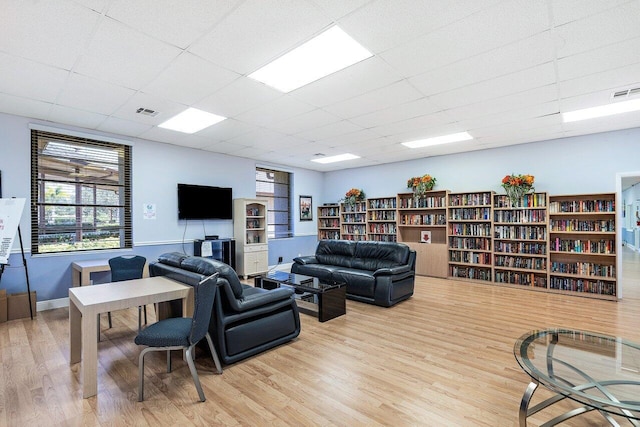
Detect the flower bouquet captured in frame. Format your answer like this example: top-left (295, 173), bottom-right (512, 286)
top-left (501, 173), bottom-right (535, 206)
top-left (342, 188), bottom-right (366, 206)
top-left (407, 174), bottom-right (436, 197)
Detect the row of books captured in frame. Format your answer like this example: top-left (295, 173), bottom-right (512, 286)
top-left (398, 196), bottom-right (446, 209)
top-left (341, 225), bottom-right (366, 234)
top-left (318, 219), bottom-right (339, 228)
top-left (341, 213), bottom-right (366, 223)
top-left (550, 238), bottom-right (615, 254)
top-left (368, 211), bottom-right (396, 221)
top-left (448, 192), bottom-right (492, 206)
top-left (494, 210), bottom-right (546, 223)
top-left (318, 231), bottom-right (340, 240)
top-left (494, 194), bottom-right (547, 208)
top-left (341, 202), bottom-right (366, 213)
top-left (448, 237), bottom-right (491, 250)
top-left (368, 223), bottom-right (397, 234)
top-left (341, 234), bottom-right (367, 241)
top-left (549, 277), bottom-right (616, 295)
top-left (400, 214), bottom-right (446, 226)
top-left (495, 241), bottom-right (547, 255)
top-left (550, 261), bottom-right (616, 278)
top-left (548, 199), bottom-right (615, 213)
top-left (494, 270), bottom-right (548, 287)
top-left (549, 219), bottom-right (615, 232)
top-left (449, 251), bottom-right (492, 265)
top-left (494, 255), bottom-right (547, 271)
top-left (368, 235), bottom-right (397, 242)
top-left (449, 266), bottom-right (492, 281)
top-left (448, 207), bottom-right (491, 221)
top-left (448, 223), bottom-right (492, 236)
top-left (494, 225), bottom-right (547, 240)
top-left (318, 206), bottom-right (339, 217)
top-left (368, 198), bottom-right (396, 209)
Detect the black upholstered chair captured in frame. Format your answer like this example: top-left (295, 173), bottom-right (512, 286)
top-left (105, 255), bottom-right (147, 332)
top-left (135, 272), bottom-right (222, 402)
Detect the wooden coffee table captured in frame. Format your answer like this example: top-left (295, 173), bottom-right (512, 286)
top-left (254, 272), bottom-right (346, 322)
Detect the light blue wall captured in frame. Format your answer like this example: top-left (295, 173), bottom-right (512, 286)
top-left (622, 182), bottom-right (640, 249)
top-left (0, 113), bottom-right (322, 301)
top-left (322, 128), bottom-right (640, 202)
top-left (1, 110), bottom-right (639, 302)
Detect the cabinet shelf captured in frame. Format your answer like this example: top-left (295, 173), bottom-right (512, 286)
top-left (234, 198), bottom-right (269, 279)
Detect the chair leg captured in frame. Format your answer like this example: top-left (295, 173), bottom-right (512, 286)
top-left (143, 305), bottom-right (147, 324)
top-left (108, 311), bottom-right (112, 328)
top-left (97, 314), bottom-right (101, 342)
top-left (185, 345), bottom-right (206, 402)
top-left (167, 350), bottom-right (172, 373)
top-left (138, 347), bottom-right (151, 402)
top-left (138, 306), bottom-right (142, 332)
top-left (205, 332), bottom-right (223, 374)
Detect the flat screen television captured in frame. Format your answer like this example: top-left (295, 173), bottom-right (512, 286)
top-left (177, 183), bottom-right (233, 220)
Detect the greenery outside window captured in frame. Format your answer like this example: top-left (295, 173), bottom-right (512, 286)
top-left (256, 167), bottom-right (292, 239)
top-left (31, 130), bottom-right (132, 254)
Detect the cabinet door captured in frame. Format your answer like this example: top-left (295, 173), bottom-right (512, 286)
top-left (243, 250), bottom-right (268, 276)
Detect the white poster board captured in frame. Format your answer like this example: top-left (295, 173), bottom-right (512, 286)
top-left (0, 198), bottom-right (26, 264)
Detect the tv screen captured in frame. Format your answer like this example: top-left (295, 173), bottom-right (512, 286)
top-left (177, 183), bottom-right (232, 220)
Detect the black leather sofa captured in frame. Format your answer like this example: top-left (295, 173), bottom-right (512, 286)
top-left (149, 252), bottom-right (300, 365)
top-left (291, 240), bottom-right (416, 307)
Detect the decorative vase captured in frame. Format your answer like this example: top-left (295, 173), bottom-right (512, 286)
top-left (505, 186), bottom-right (529, 207)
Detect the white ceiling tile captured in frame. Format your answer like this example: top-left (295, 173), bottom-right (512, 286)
top-left (57, 73), bottom-right (136, 115)
top-left (195, 77), bottom-right (282, 118)
top-left (0, 53), bottom-right (69, 103)
top-left (189, 0), bottom-right (330, 75)
top-left (270, 109), bottom-right (342, 135)
top-left (559, 90), bottom-right (624, 111)
top-left (370, 111), bottom-right (458, 138)
top-left (0, 94), bottom-right (52, 121)
top-left (106, 0), bottom-right (243, 49)
top-left (554, 1), bottom-right (640, 58)
top-left (0, 0), bottom-right (100, 69)
top-left (309, 0), bottom-right (370, 20)
top-left (556, 37), bottom-right (640, 81)
top-left (142, 53), bottom-right (241, 106)
top-left (379, 0), bottom-right (550, 77)
top-left (323, 81), bottom-right (423, 119)
top-left (75, 18), bottom-right (182, 89)
top-left (409, 32), bottom-right (555, 96)
top-left (48, 105), bottom-right (108, 129)
top-left (317, 128), bottom-right (383, 148)
top-left (225, 128), bottom-right (291, 149)
top-left (197, 119), bottom-right (258, 142)
top-left (111, 91), bottom-right (187, 125)
top-left (559, 63), bottom-right (640, 99)
top-left (550, 0), bottom-right (631, 26)
top-left (428, 63), bottom-right (557, 110)
top-left (201, 140), bottom-right (250, 155)
top-left (295, 120), bottom-right (364, 141)
top-left (348, 97), bottom-right (443, 128)
top-left (138, 126), bottom-right (195, 145)
top-left (461, 101), bottom-right (561, 133)
top-left (235, 96), bottom-right (316, 128)
top-left (97, 116), bottom-right (153, 137)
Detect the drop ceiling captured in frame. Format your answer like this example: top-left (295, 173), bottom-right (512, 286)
top-left (1, 0), bottom-right (639, 171)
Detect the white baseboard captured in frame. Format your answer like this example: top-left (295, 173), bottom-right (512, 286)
top-left (37, 297), bottom-right (69, 312)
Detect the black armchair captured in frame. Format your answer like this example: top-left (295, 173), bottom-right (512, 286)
top-left (149, 253), bottom-right (301, 365)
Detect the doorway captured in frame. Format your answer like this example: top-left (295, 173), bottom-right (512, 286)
top-left (617, 172), bottom-right (640, 300)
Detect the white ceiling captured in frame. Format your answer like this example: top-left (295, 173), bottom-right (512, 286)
top-left (1, 0), bottom-right (640, 171)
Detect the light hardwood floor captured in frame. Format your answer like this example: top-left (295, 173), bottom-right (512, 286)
top-left (1, 251), bottom-right (639, 426)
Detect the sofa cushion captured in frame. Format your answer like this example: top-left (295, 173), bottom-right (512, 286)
top-left (173, 256), bottom-right (245, 299)
top-left (331, 268), bottom-right (375, 298)
top-left (352, 241), bottom-right (410, 271)
top-left (157, 252), bottom-right (188, 268)
top-left (315, 239), bottom-right (356, 268)
top-left (291, 263), bottom-right (336, 283)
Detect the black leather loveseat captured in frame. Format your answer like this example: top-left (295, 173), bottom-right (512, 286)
top-left (149, 252), bottom-right (300, 365)
top-left (291, 240), bottom-right (416, 307)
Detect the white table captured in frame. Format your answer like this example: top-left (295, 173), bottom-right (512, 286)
top-left (69, 276), bottom-right (192, 398)
top-left (71, 259), bottom-right (149, 287)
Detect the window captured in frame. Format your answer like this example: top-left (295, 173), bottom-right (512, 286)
top-left (256, 167), bottom-right (292, 239)
top-left (30, 130), bottom-right (132, 254)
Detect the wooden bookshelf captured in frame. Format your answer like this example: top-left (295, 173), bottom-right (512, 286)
top-left (367, 197), bottom-right (397, 242)
top-left (397, 190), bottom-right (448, 278)
top-left (340, 201), bottom-right (367, 241)
top-left (317, 204), bottom-right (340, 240)
top-left (447, 191), bottom-right (494, 282)
top-left (548, 193), bottom-right (617, 300)
top-left (493, 192), bottom-right (549, 290)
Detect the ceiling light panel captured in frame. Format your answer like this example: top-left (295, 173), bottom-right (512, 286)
top-left (248, 26), bottom-right (373, 93)
top-left (158, 107), bottom-right (226, 133)
top-left (562, 98), bottom-right (640, 122)
top-left (311, 153), bottom-right (360, 164)
top-left (401, 131), bottom-right (473, 148)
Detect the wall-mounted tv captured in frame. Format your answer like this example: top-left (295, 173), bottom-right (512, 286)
top-left (177, 183), bottom-right (233, 220)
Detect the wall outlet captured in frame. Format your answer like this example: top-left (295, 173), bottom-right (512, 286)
top-left (278, 256), bottom-right (283, 263)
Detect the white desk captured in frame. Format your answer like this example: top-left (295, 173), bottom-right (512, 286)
top-left (69, 276), bottom-right (192, 398)
top-left (71, 259), bottom-right (150, 287)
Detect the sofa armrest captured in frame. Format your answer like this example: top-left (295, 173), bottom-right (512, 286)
top-left (225, 284), bottom-right (294, 312)
top-left (293, 255), bottom-right (318, 265)
top-left (373, 264), bottom-right (412, 276)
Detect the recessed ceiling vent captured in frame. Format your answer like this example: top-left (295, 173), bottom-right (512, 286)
top-left (611, 87), bottom-right (640, 100)
top-left (136, 107), bottom-right (160, 117)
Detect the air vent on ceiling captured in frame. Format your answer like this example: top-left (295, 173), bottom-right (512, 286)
top-left (136, 107), bottom-right (160, 117)
top-left (611, 87), bottom-right (640, 100)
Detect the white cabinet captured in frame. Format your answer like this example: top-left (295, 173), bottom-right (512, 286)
top-left (234, 198), bottom-right (268, 279)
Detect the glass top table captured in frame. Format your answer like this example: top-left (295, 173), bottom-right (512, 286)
top-left (514, 329), bottom-right (640, 426)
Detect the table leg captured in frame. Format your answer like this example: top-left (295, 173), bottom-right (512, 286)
top-left (81, 310), bottom-right (98, 398)
top-left (69, 300), bottom-right (81, 364)
top-left (72, 268), bottom-right (80, 287)
top-left (519, 380), bottom-right (538, 427)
